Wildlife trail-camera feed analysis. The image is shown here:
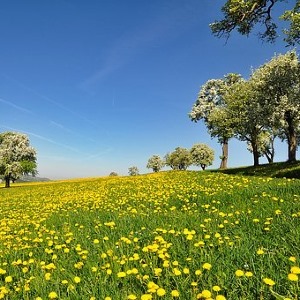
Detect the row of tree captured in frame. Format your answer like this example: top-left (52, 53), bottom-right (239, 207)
top-left (142, 143), bottom-right (215, 174)
top-left (189, 50), bottom-right (300, 168)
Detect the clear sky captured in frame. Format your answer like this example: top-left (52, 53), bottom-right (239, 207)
top-left (0, 0), bottom-right (296, 179)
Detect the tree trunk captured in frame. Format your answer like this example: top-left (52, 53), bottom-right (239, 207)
top-left (201, 164), bottom-right (206, 170)
top-left (251, 141), bottom-right (260, 166)
top-left (219, 138), bottom-right (228, 169)
top-left (288, 132), bottom-right (297, 162)
top-left (285, 111), bottom-right (297, 163)
top-left (5, 176), bottom-right (10, 188)
top-left (264, 137), bottom-right (275, 164)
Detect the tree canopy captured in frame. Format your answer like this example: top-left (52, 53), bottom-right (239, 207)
top-left (210, 0), bottom-right (300, 46)
top-left (146, 155), bottom-right (165, 173)
top-left (0, 132), bottom-right (37, 187)
top-left (190, 143), bottom-right (215, 170)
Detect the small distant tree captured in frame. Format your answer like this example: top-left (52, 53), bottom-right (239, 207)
top-left (190, 143), bottom-right (215, 170)
top-left (165, 147), bottom-right (192, 170)
top-left (109, 172), bottom-right (118, 176)
top-left (128, 166), bottom-right (139, 176)
top-left (146, 155), bottom-right (164, 172)
top-left (0, 132), bottom-right (37, 188)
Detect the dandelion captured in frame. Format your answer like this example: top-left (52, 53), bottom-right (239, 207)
top-left (48, 292), bottom-right (58, 299)
top-left (141, 294), bottom-right (152, 300)
top-left (157, 288), bottom-right (166, 296)
top-left (212, 285), bottom-right (221, 292)
top-left (117, 271), bottom-right (126, 278)
top-left (171, 290), bottom-right (180, 297)
top-left (202, 263), bottom-right (212, 270)
top-left (201, 290), bottom-right (212, 298)
top-left (263, 277), bottom-right (275, 286)
top-left (127, 294), bottom-right (137, 299)
top-left (235, 269), bottom-right (244, 277)
top-left (288, 273), bottom-right (298, 281)
top-left (195, 269), bottom-right (202, 276)
top-left (245, 271), bottom-right (253, 277)
top-left (291, 266), bottom-right (300, 274)
top-left (257, 248), bottom-right (264, 255)
top-left (289, 256), bottom-right (296, 263)
top-left (216, 296), bottom-right (226, 300)
top-left (4, 276), bottom-right (12, 283)
top-left (73, 276), bottom-right (81, 283)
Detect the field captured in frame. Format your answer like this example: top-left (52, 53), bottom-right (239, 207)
top-left (0, 171), bottom-right (299, 300)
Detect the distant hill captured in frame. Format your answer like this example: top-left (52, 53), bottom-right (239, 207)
top-left (17, 175), bottom-right (51, 183)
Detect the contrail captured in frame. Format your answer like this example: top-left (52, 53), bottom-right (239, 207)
top-left (0, 97), bottom-right (33, 114)
top-left (0, 125), bottom-right (82, 154)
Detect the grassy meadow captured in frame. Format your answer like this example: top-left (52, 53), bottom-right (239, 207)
top-left (0, 170), bottom-right (299, 300)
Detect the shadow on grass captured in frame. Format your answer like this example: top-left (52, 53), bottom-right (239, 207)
top-left (210, 161), bottom-right (300, 179)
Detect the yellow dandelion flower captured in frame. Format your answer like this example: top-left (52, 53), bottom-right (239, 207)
top-left (289, 256), bottom-right (296, 263)
top-left (291, 266), bottom-right (300, 274)
top-left (201, 290), bottom-right (212, 298)
top-left (127, 294), bottom-right (137, 299)
top-left (104, 297), bottom-right (112, 300)
top-left (212, 285), bottom-right (221, 292)
top-left (4, 276), bottom-right (13, 283)
top-left (195, 269), bottom-right (202, 276)
top-left (45, 273), bottom-right (51, 280)
top-left (257, 248), bottom-right (264, 255)
top-left (117, 271), bottom-right (126, 278)
top-left (245, 271), bottom-right (253, 277)
top-left (263, 277), bottom-right (275, 286)
top-left (157, 288), bottom-right (166, 296)
top-left (48, 291), bottom-right (58, 299)
top-left (216, 296), bottom-right (226, 300)
top-left (74, 276), bottom-right (81, 283)
top-left (202, 263), bottom-right (212, 270)
top-left (141, 294), bottom-right (152, 300)
top-left (171, 290), bottom-right (180, 297)
top-left (288, 273), bottom-right (298, 281)
top-left (235, 270), bottom-right (244, 277)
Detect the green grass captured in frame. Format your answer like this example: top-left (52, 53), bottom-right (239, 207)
top-left (0, 171), bottom-right (299, 299)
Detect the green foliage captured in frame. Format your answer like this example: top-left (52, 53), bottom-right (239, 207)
top-left (190, 143), bottom-right (215, 170)
top-left (146, 155), bottom-right (164, 172)
top-left (250, 50), bottom-right (300, 162)
top-left (109, 172), bottom-right (118, 176)
top-left (211, 0), bottom-right (300, 46)
top-left (0, 131), bottom-right (37, 187)
top-left (165, 147), bottom-right (192, 170)
top-left (128, 166), bottom-right (139, 176)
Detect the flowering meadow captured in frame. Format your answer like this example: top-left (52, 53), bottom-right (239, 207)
top-left (0, 171), bottom-right (299, 300)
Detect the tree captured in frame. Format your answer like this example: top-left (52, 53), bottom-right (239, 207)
top-left (224, 78), bottom-right (273, 166)
top-left (146, 155), bottom-right (164, 173)
top-left (165, 147), bottom-right (192, 170)
top-left (128, 166), bottom-right (139, 176)
top-left (0, 132), bottom-right (37, 188)
top-left (189, 73), bottom-right (242, 169)
top-left (250, 51), bottom-right (300, 162)
top-left (210, 0), bottom-right (300, 46)
top-left (190, 143), bottom-right (215, 170)
top-left (109, 172), bottom-right (118, 176)
top-left (246, 131), bottom-right (276, 164)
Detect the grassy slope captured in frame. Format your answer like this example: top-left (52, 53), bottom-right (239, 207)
top-left (210, 161), bottom-right (300, 179)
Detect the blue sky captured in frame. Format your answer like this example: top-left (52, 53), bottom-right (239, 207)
top-left (0, 0), bottom-right (296, 179)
